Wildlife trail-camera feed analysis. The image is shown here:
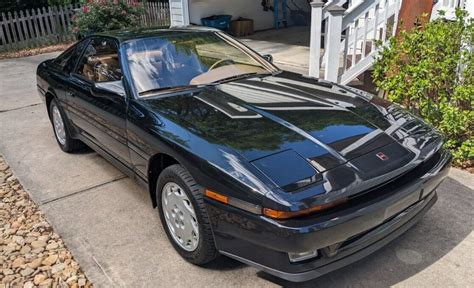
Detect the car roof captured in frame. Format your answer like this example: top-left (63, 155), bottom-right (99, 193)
top-left (93, 26), bottom-right (221, 42)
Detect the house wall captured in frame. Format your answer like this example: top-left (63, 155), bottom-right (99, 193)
top-left (170, 0), bottom-right (190, 26)
top-left (188, 0), bottom-right (310, 31)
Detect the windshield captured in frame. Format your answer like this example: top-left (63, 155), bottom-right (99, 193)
top-left (124, 32), bottom-right (277, 95)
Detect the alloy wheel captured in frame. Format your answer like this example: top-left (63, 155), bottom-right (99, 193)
top-left (161, 182), bottom-right (200, 251)
top-left (52, 104), bottom-right (66, 145)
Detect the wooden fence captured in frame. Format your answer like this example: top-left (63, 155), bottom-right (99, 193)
top-left (0, 2), bottom-right (170, 52)
top-left (141, 2), bottom-right (170, 28)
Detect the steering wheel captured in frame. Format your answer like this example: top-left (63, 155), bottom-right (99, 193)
top-left (209, 59), bottom-right (235, 70)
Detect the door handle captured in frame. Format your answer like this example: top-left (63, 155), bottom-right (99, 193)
top-left (67, 90), bottom-right (76, 97)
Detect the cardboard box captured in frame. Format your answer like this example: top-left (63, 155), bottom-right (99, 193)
top-left (230, 18), bottom-right (254, 37)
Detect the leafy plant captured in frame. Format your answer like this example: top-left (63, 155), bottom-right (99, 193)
top-left (72, 0), bottom-right (144, 36)
top-left (48, 0), bottom-right (73, 6)
top-left (373, 9), bottom-right (474, 167)
top-left (0, 0), bottom-right (49, 13)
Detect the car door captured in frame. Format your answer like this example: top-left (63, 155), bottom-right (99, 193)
top-left (47, 39), bottom-right (90, 121)
top-left (66, 37), bottom-right (131, 167)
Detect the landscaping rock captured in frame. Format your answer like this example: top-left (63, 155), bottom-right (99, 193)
top-left (12, 257), bottom-right (25, 268)
top-left (20, 245), bottom-right (31, 254)
top-left (51, 263), bottom-right (66, 274)
top-left (34, 274), bottom-right (46, 285)
top-left (42, 254), bottom-right (58, 266)
top-left (12, 235), bottom-right (25, 245)
top-left (20, 267), bottom-right (34, 277)
top-left (27, 258), bottom-right (42, 269)
top-left (3, 268), bottom-right (14, 275)
top-left (2, 275), bottom-right (15, 284)
top-left (31, 240), bottom-right (47, 249)
top-left (0, 156), bottom-right (93, 287)
top-left (39, 278), bottom-right (52, 287)
top-left (46, 241), bottom-right (59, 250)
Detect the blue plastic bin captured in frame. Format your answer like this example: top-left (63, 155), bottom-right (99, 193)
top-left (201, 15), bottom-right (232, 30)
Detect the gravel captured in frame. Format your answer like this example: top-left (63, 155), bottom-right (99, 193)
top-left (0, 156), bottom-right (92, 287)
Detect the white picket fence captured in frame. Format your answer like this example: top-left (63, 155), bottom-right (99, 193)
top-left (0, 2), bottom-right (170, 52)
top-left (142, 1), bottom-right (171, 28)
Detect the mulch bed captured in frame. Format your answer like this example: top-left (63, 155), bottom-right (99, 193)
top-left (455, 160), bottom-right (473, 174)
top-left (0, 44), bottom-right (73, 60)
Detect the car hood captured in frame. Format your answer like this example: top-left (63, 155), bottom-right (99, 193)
top-left (142, 72), bottom-right (439, 190)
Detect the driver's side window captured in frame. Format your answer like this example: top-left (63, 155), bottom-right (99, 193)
top-left (76, 38), bottom-right (122, 83)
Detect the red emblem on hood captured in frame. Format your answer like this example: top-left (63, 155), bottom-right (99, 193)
top-left (376, 152), bottom-right (389, 161)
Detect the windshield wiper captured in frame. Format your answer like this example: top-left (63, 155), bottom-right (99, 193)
top-left (139, 72), bottom-right (275, 96)
top-left (139, 85), bottom-right (203, 96)
top-left (212, 72), bottom-right (273, 84)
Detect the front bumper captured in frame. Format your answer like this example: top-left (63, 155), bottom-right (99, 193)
top-left (205, 150), bottom-right (451, 282)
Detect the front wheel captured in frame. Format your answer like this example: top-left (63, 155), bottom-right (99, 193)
top-left (156, 164), bottom-right (218, 265)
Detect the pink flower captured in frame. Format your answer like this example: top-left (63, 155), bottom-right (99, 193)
top-left (82, 6), bottom-right (89, 13)
top-left (121, 10), bottom-right (126, 15)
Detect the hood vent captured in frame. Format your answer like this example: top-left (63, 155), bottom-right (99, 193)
top-left (251, 150), bottom-right (321, 192)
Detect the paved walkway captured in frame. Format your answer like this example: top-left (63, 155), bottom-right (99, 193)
top-left (0, 52), bottom-right (473, 287)
top-left (240, 26), bottom-right (311, 75)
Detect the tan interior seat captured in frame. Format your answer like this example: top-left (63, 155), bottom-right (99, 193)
top-left (82, 54), bottom-right (120, 82)
top-left (82, 64), bottom-right (95, 81)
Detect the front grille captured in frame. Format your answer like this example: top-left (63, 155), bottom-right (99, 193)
top-left (295, 150), bottom-right (442, 222)
top-left (319, 151), bottom-right (441, 256)
top-left (347, 150), bottom-right (441, 205)
top-left (306, 150), bottom-right (442, 219)
top-left (331, 197), bottom-right (423, 256)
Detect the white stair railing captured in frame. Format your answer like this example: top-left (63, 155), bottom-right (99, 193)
top-left (431, 0), bottom-right (459, 20)
top-left (309, 0), bottom-right (401, 85)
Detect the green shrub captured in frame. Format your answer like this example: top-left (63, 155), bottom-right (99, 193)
top-left (373, 9), bottom-right (474, 167)
top-left (48, 0), bottom-right (73, 6)
top-left (72, 0), bottom-right (144, 36)
top-left (0, 0), bottom-right (49, 13)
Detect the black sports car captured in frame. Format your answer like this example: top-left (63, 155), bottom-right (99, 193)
top-left (36, 27), bottom-right (451, 282)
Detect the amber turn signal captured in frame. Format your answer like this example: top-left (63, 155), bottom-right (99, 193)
top-left (204, 189), bottom-right (262, 214)
top-left (204, 189), bottom-right (345, 219)
top-left (204, 189), bottom-right (228, 204)
top-left (263, 198), bottom-right (348, 219)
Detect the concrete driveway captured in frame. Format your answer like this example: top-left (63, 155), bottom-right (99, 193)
top-left (240, 26), bottom-right (311, 75)
top-left (0, 53), bottom-right (473, 288)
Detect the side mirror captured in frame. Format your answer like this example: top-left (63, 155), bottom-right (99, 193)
top-left (262, 54), bottom-right (273, 63)
top-left (90, 80), bottom-right (126, 99)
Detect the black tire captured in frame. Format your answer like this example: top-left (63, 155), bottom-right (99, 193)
top-left (156, 164), bottom-right (218, 265)
top-left (49, 99), bottom-right (84, 153)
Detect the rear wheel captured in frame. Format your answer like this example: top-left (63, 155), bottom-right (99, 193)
top-left (49, 99), bottom-right (84, 153)
top-left (156, 164), bottom-right (218, 265)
